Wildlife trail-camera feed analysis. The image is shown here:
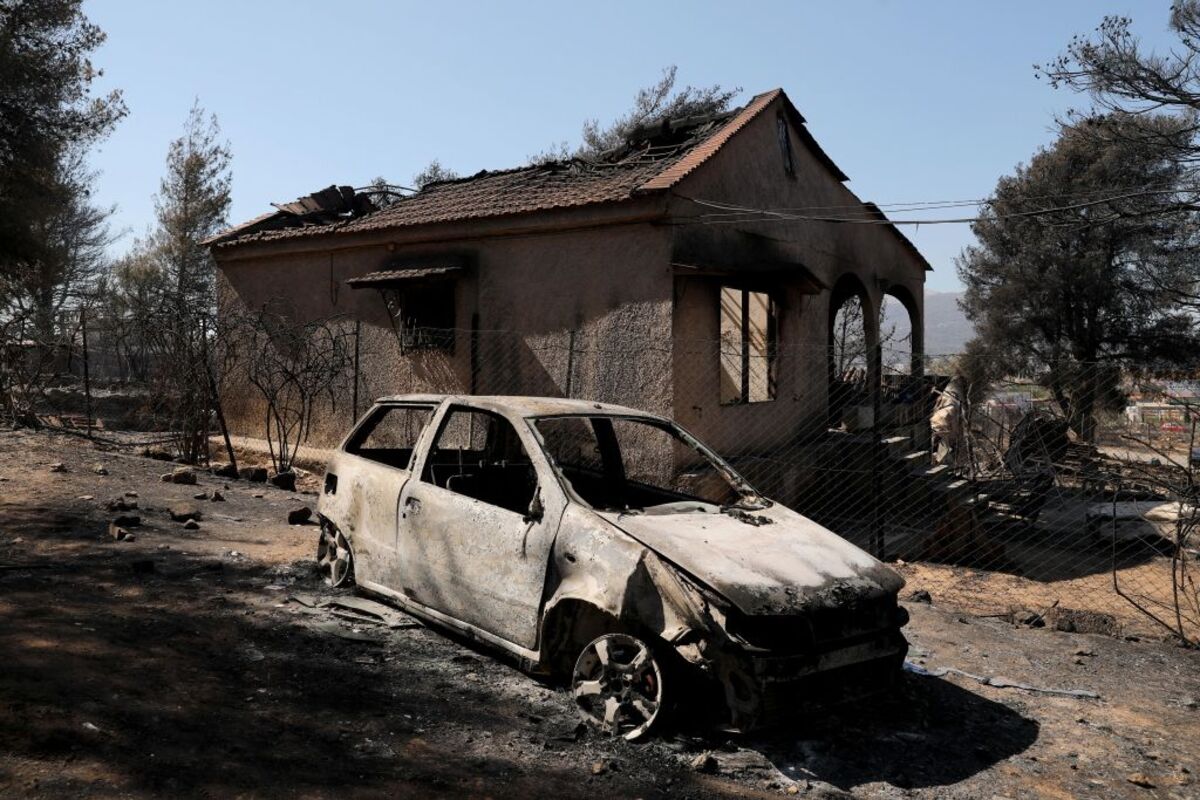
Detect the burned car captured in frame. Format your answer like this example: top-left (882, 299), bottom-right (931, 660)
top-left (316, 395), bottom-right (908, 738)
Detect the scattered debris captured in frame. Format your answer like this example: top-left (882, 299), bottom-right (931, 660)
top-left (286, 594), bottom-right (422, 629)
top-left (49, 462), bottom-right (67, 473)
top-left (108, 521), bottom-right (131, 541)
top-left (210, 490), bottom-right (225, 502)
top-left (1048, 607), bottom-right (1121, 637)
top-left (1127, 772), bottom-right (1156, 789)
top-left (908, 589), bottom-right (932, 604)
top-left (326, 597), bottom-right (422, 629)
top-left (269, 471), bottom-right (297, 491)
top-left (311, 620), bottom-right (380, 643)
top-left (112, 514), bottom-right (141, 528)
top-left (904, 661), bottom-right (1100, 699)
top-left (140, 447), bottom-right (173, 461)
top-left (287, 506), bottom-right (313, 525)
top-left (107, 497), bottom-right (137, 512)
top-left (690, 752), bottom-right (718, 773)
top-left (163, 467), bottom-right (197, 485)
top-left (723, 507), bottom-right (773, 526)
top-left (211, 463), bottom-right (239, 479)
top-left (239, 466), bottom-right (268, 483)
top-left (93, 465), bottom-right (109, 475)
top-left (169, 504), bottom-right (202, 523)
top-left (193, 491), bottom-right (208, 500)
top-left (183, 519), bottom-right (200, 531)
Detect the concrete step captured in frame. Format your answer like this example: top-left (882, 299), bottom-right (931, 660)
top-left (934, 478), bottom-right (971, 496)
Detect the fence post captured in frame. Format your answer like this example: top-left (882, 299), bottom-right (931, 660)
top-left (565, 329), bottom-right (577, 398)
top-left (81, 307), bottom-right (93, 439)
top-left (352, 319), bottom-right (361, 421)
top-left (470, 313), bottom-right (480, 394)
top-left (871, 341), bottom-right (884, 560)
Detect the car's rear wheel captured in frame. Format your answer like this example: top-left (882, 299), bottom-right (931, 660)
top-left (316, 522), bottom-right (354, 587)
top-left (571, 632), bottom-right (666, 740)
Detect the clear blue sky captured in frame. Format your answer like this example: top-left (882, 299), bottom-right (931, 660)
top-left (84, 0), bottom-right (1179, 292)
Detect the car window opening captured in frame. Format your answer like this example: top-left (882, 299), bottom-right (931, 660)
top-left (344, 404), bottom-right (435, 470)
top-left (421, 406), bottom-right (537, 516)
top-left (534, 415), bottom-right (763, 514)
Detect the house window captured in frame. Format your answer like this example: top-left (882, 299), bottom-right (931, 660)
top-left (719, 286), bottom-right (777, 405)
top-left (382, 282), bottom-right (455, 352)
top-left (776, 114), bottom-right (794, 177)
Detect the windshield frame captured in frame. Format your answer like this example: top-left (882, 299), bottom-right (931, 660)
top-left (525, 412), bottom-right (767, 513)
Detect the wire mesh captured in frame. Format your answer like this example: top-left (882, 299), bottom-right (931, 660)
top-left (28, 321), bottom-right (1200, 644)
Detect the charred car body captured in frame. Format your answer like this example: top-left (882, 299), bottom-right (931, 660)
top-left (316, 395), bottom-right (908, 738)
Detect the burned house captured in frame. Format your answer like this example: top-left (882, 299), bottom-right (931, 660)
top-left (208, 88), bottom-right (930, 502)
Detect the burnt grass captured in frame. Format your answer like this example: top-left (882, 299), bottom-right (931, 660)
top-left (0, 429), bottom-right (1197, 799)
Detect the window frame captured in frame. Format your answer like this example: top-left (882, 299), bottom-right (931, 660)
top-left (776, 113), bottom-right (795, 177)
top-left (342, 402), bottom-right (437, 471)
top-left (719, 285), bottom-right (779, 406)
top-left (381, 281), bottom-right (456, 353)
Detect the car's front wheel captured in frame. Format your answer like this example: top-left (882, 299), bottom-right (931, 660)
top-left (316, 522), bottom-right (354, 588)
top-left (571, 632), bottom-right (667, 740)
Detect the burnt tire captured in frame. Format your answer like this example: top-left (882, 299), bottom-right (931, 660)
top-left (571, 632), bottom-right (669, 741)
top-left (316, 521), bottom-right (355, 588)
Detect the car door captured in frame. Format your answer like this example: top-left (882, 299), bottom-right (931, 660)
top-left (396, 404), bottom-right (564, 649)
top-left (335, 402), bottom-right (437, 588)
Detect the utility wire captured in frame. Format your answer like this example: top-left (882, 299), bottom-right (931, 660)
top-left (674, 189), bottom-right (1196, 227)
top-left (682, 185), bottom-right (1199, 217)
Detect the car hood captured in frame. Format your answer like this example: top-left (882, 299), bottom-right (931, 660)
top-left (597, 502), bottom-right (904, 616)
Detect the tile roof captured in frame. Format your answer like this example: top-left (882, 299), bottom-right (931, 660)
top-left (207, 88), bottom-right (910, 269)
top-left (211, 92), bottom-right (795, 249)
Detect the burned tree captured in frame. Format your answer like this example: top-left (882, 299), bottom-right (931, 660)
top-left (100, 103), bottom-right (233, 461)
top-left (231, 303), bottom-right (353, 476)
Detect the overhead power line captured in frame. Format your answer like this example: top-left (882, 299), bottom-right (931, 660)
top-left (674, 188), bottom-right (1197, 227)
top-left (683, 185), bottom-right (1198, 217)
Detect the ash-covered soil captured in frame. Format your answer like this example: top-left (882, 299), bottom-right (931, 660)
top-left (0, 430), bottom-right (1196, 799)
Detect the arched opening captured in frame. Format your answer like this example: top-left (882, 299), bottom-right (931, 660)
top-left (880, 284), bottom-right (921, 378)
top-left (827, 274), bottom-right (877, 428)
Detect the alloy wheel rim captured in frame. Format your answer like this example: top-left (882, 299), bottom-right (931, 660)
top-left (572, 633), bottom-right (663, 740)
top-left (317, 526), bottom-right (351, 587)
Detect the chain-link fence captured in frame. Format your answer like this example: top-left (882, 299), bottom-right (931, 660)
top-left (29, 318), bottom-right (1200, 644)
top-left (330, 326), bottom-right (1199, 644)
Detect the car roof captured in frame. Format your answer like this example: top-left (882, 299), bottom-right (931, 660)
top-left (372, 394), bottom-right (666, 420)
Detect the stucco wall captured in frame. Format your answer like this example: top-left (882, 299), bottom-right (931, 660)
top-left (662, 95), bottom-right (928, 502)
top-left (216, 222), bottom-right (675, 447)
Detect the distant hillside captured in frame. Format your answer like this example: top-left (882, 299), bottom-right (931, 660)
top-left (885, 290), bottom-right (973, 356)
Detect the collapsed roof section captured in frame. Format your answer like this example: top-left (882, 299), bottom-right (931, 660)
top-left (203, 184), bottom-right (377, 245)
